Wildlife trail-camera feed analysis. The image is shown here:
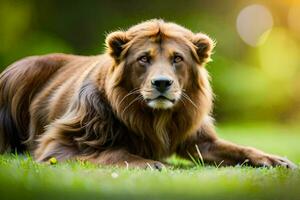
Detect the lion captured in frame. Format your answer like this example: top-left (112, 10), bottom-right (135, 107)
top-left (0, 19), bottom-right (296, 169)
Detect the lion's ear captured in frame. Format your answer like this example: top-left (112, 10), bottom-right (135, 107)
top-left (192, 33), bottom-right (215, 64)
top-left (106, 31), bottom-right (129, 61)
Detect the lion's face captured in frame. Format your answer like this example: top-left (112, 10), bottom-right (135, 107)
top-left (106, 19), bottom-right (214, 110)
top-left (124, 37), bottom-right (193, 109)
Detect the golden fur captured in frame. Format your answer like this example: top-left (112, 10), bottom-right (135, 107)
top-left (0, 19), bottom-right (296, 169)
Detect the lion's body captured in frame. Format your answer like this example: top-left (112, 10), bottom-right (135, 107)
top-left (0, 52), bottom-right (210, 160)
top-left (0, 19), bottom-right (295, 169)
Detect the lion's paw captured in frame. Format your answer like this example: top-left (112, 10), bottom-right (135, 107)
top-left (245, 150), bottom-right (297, 169)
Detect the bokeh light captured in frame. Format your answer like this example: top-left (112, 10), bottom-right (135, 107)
top-left (258, 28), bottom-right (300, 80)
top-left (236, 4), bottom-right (273, 47)
top-left (288, 4), bottom-right (300, 36)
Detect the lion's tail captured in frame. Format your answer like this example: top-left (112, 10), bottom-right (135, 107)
top-left (0, 54), bottom-right (71, 153)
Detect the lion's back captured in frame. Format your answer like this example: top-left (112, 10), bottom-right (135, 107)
top-left (0, 53), bottom-right (81, 153)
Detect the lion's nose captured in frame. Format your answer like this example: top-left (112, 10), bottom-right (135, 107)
top-left (151, 76), bottom-right (173, 93)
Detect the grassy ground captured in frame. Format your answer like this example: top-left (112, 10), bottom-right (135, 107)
top-left (0, 124), bottom-right (300, 200)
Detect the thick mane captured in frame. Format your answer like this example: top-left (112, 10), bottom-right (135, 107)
top-left (104, 81), bottom-right (211, 159)
top-left (51, 81), bottom-right (126, 153)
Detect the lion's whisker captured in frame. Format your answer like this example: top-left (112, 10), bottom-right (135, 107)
top-left (182, 92), bottom-right (199, 110)
top-left (179, 98), bottom-right (187, 108)
top-left (121, 95), bottom-right (143, 116)
top-left (118, 88), bottom-right (141, 108)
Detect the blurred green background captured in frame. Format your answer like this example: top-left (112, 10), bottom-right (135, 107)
top-left (1, 0), bottom-right (300, 124)
top-left (1, 2), bottom-right (300, 199)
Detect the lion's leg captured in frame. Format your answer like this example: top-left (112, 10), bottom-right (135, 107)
top-left (33, 125), bottom-right (79, 162)
top-left (194, 139), bottom-right (296, 168)
top-left (177, 118), bottom-right (297, 168)
top-left (36, 136), bottom-right (165, 170)
top-left (34, 122), bottom-right (165, 170)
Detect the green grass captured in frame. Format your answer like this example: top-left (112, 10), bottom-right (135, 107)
top-left (1, 124), bottom-right (300, 200)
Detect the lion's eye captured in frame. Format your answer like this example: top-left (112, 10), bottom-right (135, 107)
top-left (138, 56), bottom-right (150, 64)
top-left (173, 55), bottom-right (183, 63)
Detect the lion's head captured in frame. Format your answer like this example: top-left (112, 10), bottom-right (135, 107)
top-left (103, 19), bottom-right (215, 155)
top-left (105, 19), bottom-right (214, 113)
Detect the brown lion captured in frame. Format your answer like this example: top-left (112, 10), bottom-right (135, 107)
top-left (0, 19), bottom-right (296, 169)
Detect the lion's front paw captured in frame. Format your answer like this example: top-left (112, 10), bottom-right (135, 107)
top-left (127, 160), bottom-right (166, 171)
top-left (245, 149), bottom-right (297, 169)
